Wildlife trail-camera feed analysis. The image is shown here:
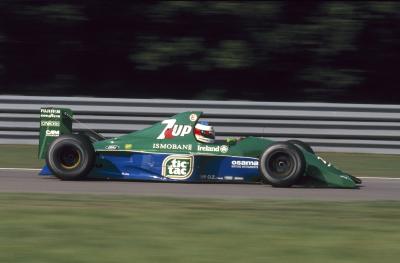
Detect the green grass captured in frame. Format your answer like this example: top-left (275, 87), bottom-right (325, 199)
top-left (0, 193), bottom-right (399, 263)
top-left (0, 145), bottom-right (44, 168)
top-left (0, 144), bottom-right (398, 177)
top-left (317, 152), bottom-right (400, 178)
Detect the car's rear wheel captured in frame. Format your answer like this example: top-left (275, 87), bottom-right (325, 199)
top-left (259, 142), bottom-right (306, 187)
top-left (46, 134), bottom-right (95, 180)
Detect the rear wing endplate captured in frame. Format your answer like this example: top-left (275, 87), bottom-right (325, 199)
top-left (38, 108), bottom-right (73, 159)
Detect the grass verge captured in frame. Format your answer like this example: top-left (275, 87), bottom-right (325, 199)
top-left (0, 193), bottom-right (399, 263)
top-left (317, 152), bottom-right (400, 178)
top-left (0, 144), bottom-right (398, 177)
top-left (0, 144), bottom-right (44, 168)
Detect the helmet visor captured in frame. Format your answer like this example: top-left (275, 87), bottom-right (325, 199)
top-left (195, 128), bottom-right (215, 140)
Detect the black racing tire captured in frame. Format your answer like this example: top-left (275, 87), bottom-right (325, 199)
top-left (46, 134), bottom-right (95, 180)
top-left (259, 142), bottom-right (306, 187)
top-left (287, 139), bottom-right (315, 154)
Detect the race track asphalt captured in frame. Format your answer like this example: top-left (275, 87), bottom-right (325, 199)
top-left (0, 169), bottom-right (399, 201)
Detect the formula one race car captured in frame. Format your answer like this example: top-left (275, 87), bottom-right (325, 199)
top-left (38, 108), bottom-right (361, 188)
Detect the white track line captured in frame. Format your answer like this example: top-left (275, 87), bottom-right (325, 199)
top-left (0, 168), bottom-right (41, 171)
top-left (359, 177), bottom-right (400, 180)
top-left (0, 168), bottom-right (399, 180)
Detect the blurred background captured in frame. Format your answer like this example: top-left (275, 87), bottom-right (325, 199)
top-left (1, 1), bottom-right (400, 102)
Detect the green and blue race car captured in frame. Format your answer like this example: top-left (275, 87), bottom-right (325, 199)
top-left (39, 108), bottom-right (361, 188)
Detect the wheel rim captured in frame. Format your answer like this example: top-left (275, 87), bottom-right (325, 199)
top-left (267, 152), bottom-right (294, 178)
top-left (58, 146), bottom-right (81, 169)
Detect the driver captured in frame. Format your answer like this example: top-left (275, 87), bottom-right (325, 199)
top-left (194, 121), bottom-right (215, 143)
top-left (194, 121), bottom-right (244, 144)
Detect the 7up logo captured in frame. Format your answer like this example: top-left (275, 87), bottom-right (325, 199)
top-left (157, 119), bottom-right (192, 139)
top-left (162, 155), bottom-right (194, 180)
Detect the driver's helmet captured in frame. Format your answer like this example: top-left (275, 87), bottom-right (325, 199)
top-left (194, 121), bottom-right (215, 144)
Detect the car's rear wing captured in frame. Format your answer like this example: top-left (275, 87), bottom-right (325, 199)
top-left (38, 107), bottom-right (73, 159)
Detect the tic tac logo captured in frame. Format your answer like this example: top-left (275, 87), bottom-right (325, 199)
top-left (157, 119), bottom-right (192, 139)
top-left (162, 155), bottom-right (194, 180)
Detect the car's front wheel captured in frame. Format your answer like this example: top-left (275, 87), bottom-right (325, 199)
top-left (259, 142), bottom-right (306, 187)
top-left (46, 134), bottom-right (95, 180)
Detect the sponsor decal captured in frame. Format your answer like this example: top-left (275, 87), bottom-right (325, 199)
top-left (231, 160), bottom-right (259, 169)
top-left (157, 119), bottom-right (192, 139)
top-left (40, 109), bottom-right (61, 119)
top-left (41, 108), bottom-right (61, 114)
top-left (220, 145), bottom-right (229, 153)
top-left (189, 114), bottom-right (197, 122)
top-left (317, 156), bottom-right (332, 167)
top-left (153, 143), bottom-right (192, 151)
top-left (45, 130), bottom-right (60, 137)
top-left (223, 176), bottom-right (244, 181)
top-left (124, 144), bottom-right (133, 150)
top-left (162, 155), bottom-right (194, 180)
top-left (40, 114), bottom-right (61, 118)
top-left (200, 174), bottom-right (222, 180)
top-left (197, 145), bottom-right (229, 153)
top-left (340, 175), bottom-right (352, 181)
top-left (41, 120), bottom-right (60, 127)
top-left (105, 145), bottom-right (119, 150)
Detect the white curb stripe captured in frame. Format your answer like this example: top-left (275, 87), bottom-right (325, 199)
top-left (0, 168), bottom-right (41, 171)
